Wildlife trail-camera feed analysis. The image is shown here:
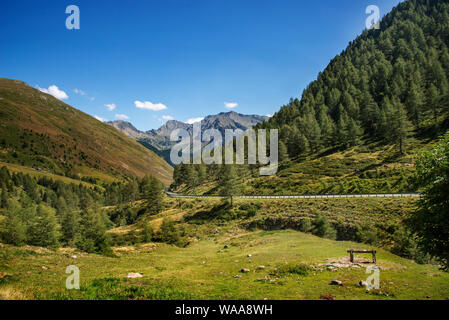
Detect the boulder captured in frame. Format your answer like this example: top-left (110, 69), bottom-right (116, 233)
top-left (127, 272), bottom-right (143, 279)
top-left (240, 268), bottom-right (250, 273)
top-left (330, 280), bottom-right (343, 286)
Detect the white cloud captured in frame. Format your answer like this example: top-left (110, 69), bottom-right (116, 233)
top-left (74, 88), bottom-right (86, 95)
top-left (135, 100), bottom-right (167, 111)
top-left (38, 85), bottom-right (68, 100)
top-left (89, 97), bottom-right (95, 101)
top-left (105, 103), bottom-right (116, 111)
top-left (115, 114), bottom-right (130, 120)
top-left (186, 117), bottom-right (204, 124)
top-left (224, 102), bottom-right (238, 109)
top-left (161, 115), bottom-right (174, 121)
top-left (94, 115), bottom-right (107, 122)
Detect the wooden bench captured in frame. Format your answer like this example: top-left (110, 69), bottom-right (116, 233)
top-left (347, 249), bottom-right (377, 263)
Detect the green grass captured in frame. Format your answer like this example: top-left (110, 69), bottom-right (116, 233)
top-left (174, 137), bottom-right (435, 196)
top-left (1, 229), bottom-right (448, 300)
top-left (1, 196), bottom-right (448, 300)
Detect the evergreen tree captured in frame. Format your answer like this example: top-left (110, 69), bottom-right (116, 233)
top-left (278, 141), bottom-right (290, 168)
top-left (29, 204), bottom-right (61, 248)
top-left (1, 182), bottom-right (8, 209)
top-left (141, 223), bottom-right (153, 243)
top-left (60, 210), bottom-right (79, 245)
top-left (1, 200), bottom-right (26, 245)
top-left (75, 210), bottom-right (111, 254)
top-left (159, 219), bottom-right (181, 245)
top-left (142, 175), bottom-right (164, 214)
top-left (392, 98), bottom-right (412, 154)
top-left (220, 165), bottom-right (238, 206)
top-left (406, 81), bottom-right (425, 127)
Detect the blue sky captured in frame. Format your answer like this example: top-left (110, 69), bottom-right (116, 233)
top-left (0, 0), bottom-right (400, 131)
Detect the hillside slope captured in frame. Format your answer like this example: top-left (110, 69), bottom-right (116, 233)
top-left (173, 0), bottom-right (449, 195)
top-left (0, 79), bottom-right (173, 185)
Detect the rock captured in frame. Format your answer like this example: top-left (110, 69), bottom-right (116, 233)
top-left (71, 255), bottom-right (77, 259)
top-left (257, 266), bottom-right (265, 270)
top-left (240, 268), bottom-right (250, 273)
top-left (359, 281), bottom-right (368, 288)
top-left (234, 275), bottom-right (242, 279)
top-left (41, 266), bottom-right (48, 270)
top-left (200, 261), bottom-right (205, 265)
top-left (224, 245), bottom-right (229, 249)
top-left (127, 272), bottom-right (143, 279)
top-left (330, 280), bottom-right (343, 286)
top-left (247, 254), bottom-right (252, 258)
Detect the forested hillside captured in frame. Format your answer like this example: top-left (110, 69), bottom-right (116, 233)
top-left (173, 0), bottom-right (449, 195)
top-left (260, 0), bottom-right (449, 155)
top-left (0, 165), bottom-right (164, 253)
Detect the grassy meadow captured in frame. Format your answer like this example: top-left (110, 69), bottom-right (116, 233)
top-left (2, 196), bottom-right (448, 300)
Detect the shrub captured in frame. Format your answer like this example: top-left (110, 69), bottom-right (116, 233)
top-left (298, 218), bottom-right (313, 233)
top-left (312, 214), bottom-right (336, 239)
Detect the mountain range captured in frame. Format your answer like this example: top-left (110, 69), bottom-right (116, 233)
top-left (108, 112), bottom-right (269, 165)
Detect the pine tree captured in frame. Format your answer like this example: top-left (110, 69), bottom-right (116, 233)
top-left (1, 182), bottom-right (8, 209)
top-left (1, 201), bottom-right (26, 245)
top-left (406, 82), bottom-right (425, 127)
top-left (29, 204), bottom-right (61, 248)
top-left (392, 98), bottom-right (412, 154)
top-left (426, 84), bottom-right (440, 127)
top-left (220, 165), bottom-right (237, 206)
top-left (75, 209), bottom-right (111, 254)
top-left (278, 141), bottom-right (290, 168)
top-left (142, 175), bottom-right (164, 214)
top-left (141, 223), bottom-right (153, 243)
top-left (61, 210), bottom-right (79, 245)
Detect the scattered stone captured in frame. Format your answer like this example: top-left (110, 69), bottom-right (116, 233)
top-left (71, 255), bottom-right (77, 259)
top-left (234, 275), bottom-right (242, 279)
top-left (224, 245), bottom-right (229, 249)
top-left (240, 268), bottom-right (250, 273)
top-left (359, 281), bottom-right (368, 288)
top-left (200, 261), bottom-right (205, 265)
top-left (41, 266), bottom-right (48, 270)
top-left (247, 254), bottom-right (252, 258)
top-left (330, 280), bottom-right (343, 286)
top-left (127, 272), bottom-right (143, 279)
top-left (257, 266), bottom-right (265, 270)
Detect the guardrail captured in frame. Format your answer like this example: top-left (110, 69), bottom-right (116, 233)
top-left (164, 191), bottom-right (421, 199)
